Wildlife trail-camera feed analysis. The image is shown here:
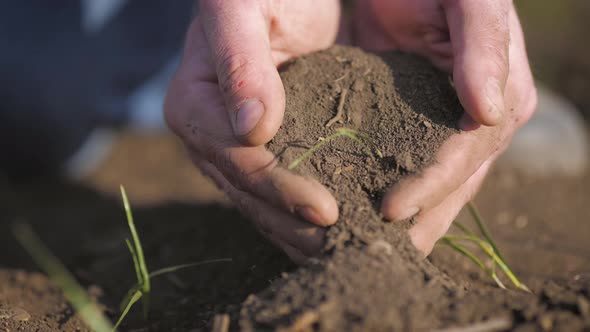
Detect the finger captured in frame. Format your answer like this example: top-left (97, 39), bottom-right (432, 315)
top-left (199, 0), bottom-right (285, 145)
top-left (166, 73), bottom-right (338, 226)
top-left (192, 155), bottom-right (325, 263)
top-left (381, 125), bottom-right (501, 221)
top-left (409, 157), bottom-right (492, 256)
top-left (166, 25), bottom-right (339, 228)
top-left (442, 0), bottom-right (511, 126)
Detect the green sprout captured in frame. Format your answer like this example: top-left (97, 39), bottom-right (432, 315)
top-left (114, 186), bottom-right (232, 331)
top-left (288, 128), bottom-right (383, 170)
top-left (440, 202), bottom-right (530, 292)
top-left (15, 186), bottom-right (231, 332)
top-left (13, 223), bottom-right (114, 332)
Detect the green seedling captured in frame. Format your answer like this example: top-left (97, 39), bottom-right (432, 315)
top-left (440, 202), bottom-right (530, 292)
top-left (114, 186), bottom-right (232, 331)
top-left (288, 127), bottom-right (383, 170)
top-left (15, 185), bottom-right (231, 332)
top-left (13, 223), bottom-right (114, 332)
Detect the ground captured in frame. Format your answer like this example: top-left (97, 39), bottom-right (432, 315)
top-left (0, 131), bottom-right (589, 331)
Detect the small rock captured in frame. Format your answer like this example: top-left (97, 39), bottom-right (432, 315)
top-left (398, 153), bottom-right (416, 171)
top-left (0, 308), bottom-right (31, 322)
top-left (495, 211), bottom-right (512, 225)
top-left (342, 165), bottom-right (355, 172)
top-left (538, 313), bottom-right (553, 331)
top-left (352, 79), bottom-right (365, 92)
top-left (367, 240), bottom-right (393, 256)
top-left (515, 215), bottom-right (529, 229)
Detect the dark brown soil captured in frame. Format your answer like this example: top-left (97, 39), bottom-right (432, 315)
top-left (1, 134), bottom-right (590, 331)
top-left (243, 45), bottom-right (461, 331)
top-left (238, 46), bottom-right (590, 331)
top-left (0, 46), bottom-right (589, 332)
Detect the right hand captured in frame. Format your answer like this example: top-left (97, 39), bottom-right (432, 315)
top-left (164, 0), bottom-right (341, 263)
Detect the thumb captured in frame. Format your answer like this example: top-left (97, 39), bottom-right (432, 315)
top-left (442, 0), bottom-right (511, 127)
top-left (200, 0), bottom-right (284, 145)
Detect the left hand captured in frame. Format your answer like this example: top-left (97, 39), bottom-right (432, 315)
top-left (354, 0), bottom-right (538, 255)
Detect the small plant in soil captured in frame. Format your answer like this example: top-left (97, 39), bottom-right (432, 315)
top-left (114, 186), bottom-right (232, 330)
top-left (13, 223), bottom-right (115, 332)
top-left (440, 202), bottom-right (531, 292)
top-left (14, 186), bottom-right (231, 332)
top-left (288, 127), bottom-right (383, 170)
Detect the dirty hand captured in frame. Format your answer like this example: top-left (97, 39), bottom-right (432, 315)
top-left (164, 0), bottom-right (341, 263)
top-left (355, 0), bottom-right (537, 255)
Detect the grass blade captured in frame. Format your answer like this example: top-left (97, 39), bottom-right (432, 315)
top-left (125, 239), bottom-right (143, 286)
top-left (288, 128), bottom-right (382, 170)
top-left (13, 223), bottom-right (113, 332)
top-left (113, 290), bottom-right (142, 332)
top-left (441, 237), bottom-right (487, 272)
top-left (120, 186), bottom-right (150, 318)
top-left (467, 202), bottom-right (506, 262)
top-left (288, 132), bottom-right (344, 170)
top-left (444, 234), bottom-right (530, 292)
top-left (441, 237), bottom-right (506, 290)
top-left (148, 259), bottom-right (233, 279)
top-left (452, 221), bottom-right (477, 238)
top-left (120, 258), bottom-right (233, 310)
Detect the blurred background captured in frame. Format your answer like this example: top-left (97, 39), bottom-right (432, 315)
top-left (0, 0), bottom-right (588, 187)
top-left (0, 1), bottom-right (587, 184)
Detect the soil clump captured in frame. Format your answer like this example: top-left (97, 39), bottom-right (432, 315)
top-left (239, 46), bottom-right (590, 331)
top-left (244, 45), bottom-right (461, 330)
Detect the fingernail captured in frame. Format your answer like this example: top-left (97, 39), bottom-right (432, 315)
top-left (484, 78), bottom-right (505, 124)
top-left (295, 206), bottom-right (325, 226)
top-left (233, 99), bottom-right (264, 137)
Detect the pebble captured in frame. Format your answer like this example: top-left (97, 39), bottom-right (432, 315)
top-left (515, 215), bottom-right (529, 229)
top-left (367, 240), bottom-right (393, 256)
top-left (352, 79), bottom-right (365, 92)
top-left (0, 307), bottom-right (31, 322)
top-left (538, 313), bottom-right (553, 331)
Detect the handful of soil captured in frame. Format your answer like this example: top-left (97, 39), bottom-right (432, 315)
top-left (242, 46), bottom-right (463, 330)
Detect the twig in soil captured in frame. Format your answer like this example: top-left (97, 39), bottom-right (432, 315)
top-left (325, 88), bottom-right (348, 128)
top-left (287, 128), bottom-right (383, 170)
top-left (439, 203), bottom-right (530, 293)
top-left (13, 223), bottom-right (114, 332)
top-left (332, 72), bottom-right (348, 82)
top-left (433, 317), bottom-right (512, 332)
top-left (211, 314), bottom-right (230, 332)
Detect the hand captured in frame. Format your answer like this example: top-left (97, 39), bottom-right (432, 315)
top-left (355, 0), bottom-right (538, 255)
top-left (164, 0), bottom-right (341, 263)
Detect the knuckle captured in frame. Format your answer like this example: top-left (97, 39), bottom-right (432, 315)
top-left (217, 52), bottom-right (262, 99)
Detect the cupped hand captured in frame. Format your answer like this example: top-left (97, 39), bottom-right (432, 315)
top-left (355, 0), bottom-right (537, 255)
top-left (164, 0), bottom-right (341, 263)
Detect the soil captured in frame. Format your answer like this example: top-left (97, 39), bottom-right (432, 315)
top-left (243, 46), bottom-right (590, 331)
top-left (245, 45), bottom-right (462, 331)
top-left (0, 45), bottom-right (588, 332)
